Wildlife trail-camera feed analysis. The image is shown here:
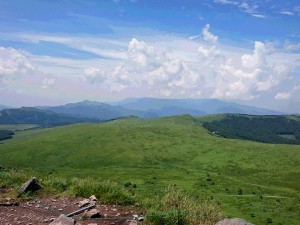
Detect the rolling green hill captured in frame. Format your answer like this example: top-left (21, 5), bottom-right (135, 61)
top-left (0, 115), bottom-right (299, 224)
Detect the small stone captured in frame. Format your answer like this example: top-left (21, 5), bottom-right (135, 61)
top-left (78, 199), bottom-right (90, 208)
top-left (19, 177), bottom-right (42, 194)
top-left (215, 218), bottom-right (254, 225)
top-left (89, 195), bottom-right (97, 202)
top-left (48, 214), bottom-right (75, 225)
top-left (82, 209), bottom-right (101, 219)
top-left (42, 218), bottom-right (50, 223)
top-left (128, 220), bottom-right (138, 225)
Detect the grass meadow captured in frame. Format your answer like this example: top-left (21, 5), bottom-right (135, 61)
top-left (0, 115), bottom-right (299, 224)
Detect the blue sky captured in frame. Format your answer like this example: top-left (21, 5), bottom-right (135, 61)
top-left (0, 0), bottom-right (300, 112)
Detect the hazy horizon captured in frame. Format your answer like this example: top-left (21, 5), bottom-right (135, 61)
top-left (0, 0), bottom-right (300, 113)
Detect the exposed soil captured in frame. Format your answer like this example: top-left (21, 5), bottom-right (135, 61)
top-left (0, 196), bottom-right (141, 225)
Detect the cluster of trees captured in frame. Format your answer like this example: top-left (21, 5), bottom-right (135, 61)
top-left (203, 114), bottom-right (300, 144)
top-left (0, 130), bottom-right (14, 141)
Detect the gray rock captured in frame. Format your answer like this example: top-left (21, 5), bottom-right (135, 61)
top-left (48, 214), bottom-right (75, 225)
top-left (89, 195), bottom-right (97, 202)
top-left (19, 177), bottom-right (42, 194)
top-left (215, 218), bottom-right (254, 225)
top-left (128, 220), bottom-right (138, 225)
top-left (78, 199), bottom-right (90, 208)
top-left (82, 209), bottom-right (101, 218)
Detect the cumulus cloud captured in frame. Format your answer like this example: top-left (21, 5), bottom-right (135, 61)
top-left (274, 85), bottom-right (300, 100)
top-left (83, 25), bottom-right (292, 100)
top-left (0, 46), bottom-right (60, 95)
top-left (212, 41), bottom-right (289, 99)
top-left (241, 41), bottom-right (268, 68)
top-left (83, 38), bottom-right (201, 95)
top-left (280, 11), bottom-right (294, 16)
top-left (0, 47), bottom-right (35, 80)
top-left (41, 77), bottom-right (56, 89)
top-left (202, 24), bottom-right (218, 43)
top-left (285, 42), bottom-right (300, 51)
top-left (275, 92), bottom-right (291, 100)
top-left (0, 47), bottom-right (39, 92)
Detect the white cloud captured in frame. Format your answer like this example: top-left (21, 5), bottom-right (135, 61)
top-left (285, 42), bottom-right (300, 51)
top-left (82, 34), bottom-right (292, 101)
top-left (41, 77), bottom-right (56, 89)
top-left (294, 6), bottom-right (300, 12)
top-left (0, 47), bottom-right (35, 77)
top-left (251, 14), bottom-right (266, 19)
top-left (280, 11), bottom-right (294, 16)
top-left (274, 84), bottom-right (300, 100)
top-left (202, 24), bottom-right (218, 43)
top-left (83, 38), bottom-right (201, 94)
top-left (214, 0), bottom-right (238, 5)
top-left (242, 41), bottom-right (268, 68)
top-left (275, 92), bottom-right (291, 100)
top-left (207, 41), bottom-right (290, 100)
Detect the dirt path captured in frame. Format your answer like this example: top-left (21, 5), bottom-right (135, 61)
top-left (0, 196), bottom-right (141, 225)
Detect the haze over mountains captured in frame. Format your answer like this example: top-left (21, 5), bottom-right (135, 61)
top-left (0, 98), bottom-right (284, 125)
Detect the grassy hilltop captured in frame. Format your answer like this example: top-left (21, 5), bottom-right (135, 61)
top-left (0, 115), bottom-right (299, 224)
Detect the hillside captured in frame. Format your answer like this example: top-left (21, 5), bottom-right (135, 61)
top-left (201, 114), bottom-right (300, 144)
top-left (0, 107), bottom-right (100, 125)
top-left (0, 115), bottom-right (299, 224)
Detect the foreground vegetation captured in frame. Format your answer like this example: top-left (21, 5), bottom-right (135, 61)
top-left (0, 169), bottom-right (221, 225)
top-left (0, 115), bottom-right (299, 224)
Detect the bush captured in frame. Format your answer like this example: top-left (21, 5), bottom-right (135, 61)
top-left (70, 178), bottom-right (135, 205)
top-left (238, 188), bottom-right (243, 195)
top-left (42, 177), bottom-right (70, 192)
top-left (145, 185), bottom-right (222, 225)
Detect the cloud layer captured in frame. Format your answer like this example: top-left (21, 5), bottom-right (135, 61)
top-left (83, 25), bottom-right (292, 101)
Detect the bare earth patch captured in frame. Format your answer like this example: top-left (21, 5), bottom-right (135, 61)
top-left (0, 196), bottom-right (141, 225)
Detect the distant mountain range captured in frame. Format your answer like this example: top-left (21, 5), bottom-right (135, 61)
top-left (39, 100), bottom-right (156, 120)
top-left (0, 98), bottom-right (283, 124)
top-left (0, 107), bottom-right (99, 125)
top-left (0, 104), bottom-right (11, 111)
top-left (113, 98), bottom-right (281, 116)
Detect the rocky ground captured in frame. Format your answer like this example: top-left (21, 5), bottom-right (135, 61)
top-left (0, 196), bottom-right (141, 225)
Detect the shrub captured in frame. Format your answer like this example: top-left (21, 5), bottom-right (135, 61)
top-left (42, 177), bottom-right (70, 192)
top-left (70, 178), bottom-right (135, 205)
top-left (145, 185), bottom-right (222, 225)
top-left (238, 188), bottom-right (243, 195)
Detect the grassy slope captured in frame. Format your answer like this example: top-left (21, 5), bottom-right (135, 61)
top-left (0, 115), bottom-right (299, 224)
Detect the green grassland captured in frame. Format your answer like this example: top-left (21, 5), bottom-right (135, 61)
top-left (0, 115), bottom-right (299, 224)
